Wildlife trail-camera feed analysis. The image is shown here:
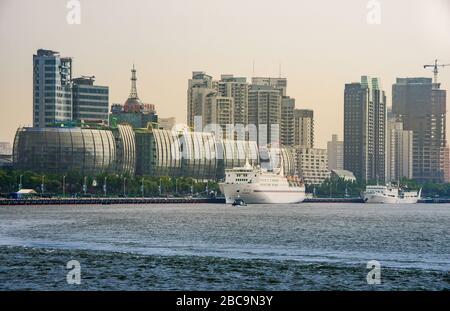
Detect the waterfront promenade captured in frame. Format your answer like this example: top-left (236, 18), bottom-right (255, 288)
top-left (0, 197), bottom-right (225, 206)
top-left (1, 196), bottom-right (448, 205)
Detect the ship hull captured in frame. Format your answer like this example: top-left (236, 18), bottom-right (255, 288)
top-left (362, 193), bottom-right (419, 204)
top-left (219, 183), bottom-right (305, 204)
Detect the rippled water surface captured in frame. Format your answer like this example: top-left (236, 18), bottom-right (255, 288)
top-left (0, 203), bottom-right (449, 290)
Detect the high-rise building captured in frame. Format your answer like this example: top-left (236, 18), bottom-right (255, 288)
top-left (248, 84), bottom-right (282, 146)
top-left (72, 76), bottom-right (109, 123)
top-left (187, 72), bottom-right (216, 129)
top-left (386, 119), bottom-right (413, 182)
top-left (218, 75), bottom-right (248, 126)
top-left (293, 109), bottom-right (314, 148)
top-left (280, 97), bottom-right (295, 146)
top-left (392, 78), bottom-right (446, 182)
top-left (33, 49), bottom-right (72, 127)
top-left (344, 76), bottom-right (386, 182)
top-left (295, 147), bottom-right (329, 185)
top-left (252, 77), bottom-right (287, 96)
top-left (203, 92), bottom-right (234, 137)
top-left (327, 134), bottom-right (343, 170)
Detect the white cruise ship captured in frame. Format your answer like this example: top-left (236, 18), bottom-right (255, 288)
top-left (218, 162), bottom-right (305, 204)
top-left (362, 185), bottom-right (421, 204)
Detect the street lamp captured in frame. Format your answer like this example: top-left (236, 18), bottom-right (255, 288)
top-left (159, 178), bottom-right (162, 196)
top-left (41, 175), bottom-right (45, 195)
top-left (123, 177), bottom-right (127, 197)
top-left (18, 175), bottom-right (23, 191)
top-left (103, 177), bottom-right (107, 197)
top-left (141, 177), bottom-right (144, 198)
top-left (62, 175), bottom-right (66, 197)
top-left (83, 176), bottom-right (87, 195)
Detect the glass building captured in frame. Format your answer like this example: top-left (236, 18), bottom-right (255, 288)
top-left (135, 128), bottom-right (262, 180)
top-left (13, 124), bottom-right (136, 176)
top-left (13, 127), bottom-right (116, 175)
top-left (113, 124), bottom-right (136, 175)
top-left (33, 49), bottom-right (72, 128)
top-left (72, 76), bottom-right (109, 123)
top-left (14, 125), bottom-right (295, 180)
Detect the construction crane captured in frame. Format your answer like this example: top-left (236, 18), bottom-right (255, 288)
top-left (423, 59), bottom-right (450, 84)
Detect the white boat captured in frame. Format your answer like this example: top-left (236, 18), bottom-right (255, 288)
top-left (362, 185), bottom-right (421, 204)
top-left (218, 162), bottom-right (305, 204)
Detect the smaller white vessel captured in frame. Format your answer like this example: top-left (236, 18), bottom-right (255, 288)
top-left (362, 185), bottom-right (421, 204)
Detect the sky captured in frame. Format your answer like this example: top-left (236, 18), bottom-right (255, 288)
top-left (0, 0), bottom-right (449, 148)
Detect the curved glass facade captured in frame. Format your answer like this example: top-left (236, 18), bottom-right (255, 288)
top-left (13, 126), bottom-right (295, 180)
top-left (151, 129), bottom-right (182, 176)
top-left (13, 127), bottom-right (116, 175)
top-left (181, 131), bottom-right (218, 180)
top-left (114, 124), bottom-right (136, 175)
top-left (259, 147), bottom-right (297, 176)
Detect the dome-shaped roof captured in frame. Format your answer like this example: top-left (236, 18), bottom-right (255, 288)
top-left (124, 97), bottom-right (142, 113)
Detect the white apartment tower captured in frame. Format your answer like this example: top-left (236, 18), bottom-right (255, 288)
top-left (218, 75), bottom-right (248, 126)
top-left (33, 49), bottom-right (72, 127)
top-left (294, 109), bottom-right (314, 148)
top-left (203, 92), bottom-right (234, 138)
top-left (281, 97), bottom-right (295, 146)
top-left (248, 84), bottom-right (282, 146)
top-left (187, 72), bottom-right (216, 129)
top-left (386, 119), bottom-right (413, 182)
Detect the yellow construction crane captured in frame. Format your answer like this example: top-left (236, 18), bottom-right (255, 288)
top-left (423, 59), bottom-right (450, 84)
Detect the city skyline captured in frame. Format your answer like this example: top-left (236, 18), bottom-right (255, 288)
top-left (1, 0), bottom-right (450, 148)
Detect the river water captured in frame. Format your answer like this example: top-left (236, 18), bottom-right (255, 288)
top-left (0, 203), bottom-right (448, 290)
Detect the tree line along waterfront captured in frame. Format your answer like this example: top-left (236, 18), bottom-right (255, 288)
top-left (1, 168), bottom-right (450, 199)
top-left (0, 169), bottom-right (219, 198)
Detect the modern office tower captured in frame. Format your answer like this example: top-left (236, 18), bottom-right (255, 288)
top-left (386, 120), bottom-right (413, 182)
top-left (218, 75), bottom-right (249, 126)
top-left (248, 84), bottom-right (282, 146)
top-left (203, 92), bottom-right (234, 137)
top-left (295, 147), bottom-right (329, 185)
top-left (327, 134), bottom-right (343, 170)
top-left (280, 97), bottom-right (295, 146)
top-left (187, 72), bottom-right (216, 129)
top-left (252, 77), bottom-right (287, 96)
top-left (392, 78), bottom-right (446, 182)
top-left (33, 49), bottom-right (72, 127)
top-left (293, 109), bottom-right (314, 148)
top-left (72, 76), bottom-right (109, 123)
top-left (344, 76), bottom-right (386, 182)
top-left (110, 66), bottom-right (158, 128)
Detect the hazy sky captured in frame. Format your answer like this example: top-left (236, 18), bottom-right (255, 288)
top-left (1, 0), bottom-right (449, 148)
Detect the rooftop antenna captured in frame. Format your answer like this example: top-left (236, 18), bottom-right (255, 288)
top-left (129, 63), bottom-right (139, 99)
